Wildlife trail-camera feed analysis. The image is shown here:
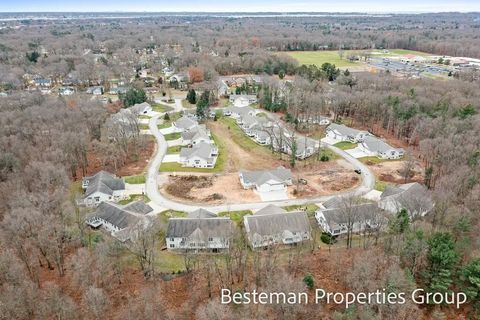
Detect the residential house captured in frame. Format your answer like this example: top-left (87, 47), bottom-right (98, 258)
top-left (173, 116), bottom-right (198, 132)
top-left (223, 106), bottom-right (256, 119)
top-left (326, 123), bottom-right (369, 143)
top-left (108, 87), bottom-right (127, 95)
top-left (379, 183), bottom-right (434, 218)
top-left (82, 171), bottom-right (126, 207)
top-left (183, 109), bottom-right (199, 120)
top-left (275, 136), bottom-right (318, 160)
top-left (315, 202), bottom-right (382, 236)
top-left (33, 77), bottom-right (52, 88)
top-left (229, 94), bottom-right (257, 107)
top-left (358, 136), bottom-right (404, 159)
top-left (179, 142), bottom-right (219, 168)
top-left (239, 167), bottom-right (292, 193)
top-left (217, 79), bottom-right (229, 97)
top-left (166, 210), bottom-right (234, 251)
top-left (86, 200), bottom-right (152, 242)
top-left (181, 125), bottom-right (212, 145)
top-left (253, 130), bottom-right (271, 145)
top-left (86, 86), bottom-right (104, 95)
top-left (298, 115), bottom-right (331, 126)
top-left (59, 87), bottom-right (75, 96)
top-left (243, 205), bottom-right (311, 248)
top-left (239, 115), bottom-right (266, 136)
top-left (129, 102), bottom-right (152, 115)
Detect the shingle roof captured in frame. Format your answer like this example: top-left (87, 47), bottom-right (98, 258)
top-left (187, 208), bottom-right (217, 219)
top-left (83, 171), bottom-right (125, 197)
top-left (361, 136), bottom-right (402, 153)
top-left (174, 116), bottom-right (198, 130)
top-left (240, 167), bottom-right (292, 186)
top-left (166, 218), bottom-right (234, 239)
top-left (244, 211), bottom-right (310, 238)
top-left (179, 142), bottom-right (216, 161)
top-left (327, 123), bottom-right (364, 137)
top-left (255, 204), bottom-right (287, 215)
top-left (129, 102), bottom-right (151, 115)
top-left (320, 203), bottom-right (380, 228)
top-left (381, 182), bottom-right (434, 214)
top-left (88, 202), bottom-right (141, 229)
top-left (123, 200), bottom-right (153, 214)
top-left (181, 125), bottom-right (210, 141)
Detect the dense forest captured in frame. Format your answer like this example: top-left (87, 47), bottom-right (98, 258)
top-left (0, 12), bottom-right (479, 319)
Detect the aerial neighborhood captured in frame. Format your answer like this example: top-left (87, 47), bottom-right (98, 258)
top-left (2, 8), bottom-right (478, 319)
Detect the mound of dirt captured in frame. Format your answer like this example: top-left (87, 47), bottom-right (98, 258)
top-left (165, 175), bottom-right (214, 199)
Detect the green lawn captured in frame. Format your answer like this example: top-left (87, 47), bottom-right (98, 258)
top-left (163, 132), bottom-right (182, 141)
top-left (282, 204), bottom-right (319, 215)
top-left (151, 102), bottom-right (174, 113)
top-left (159, 133), bottom-right (226, 173)
top-left (138, 115), bottom-right (151, 119)
top-left (358, 156), bottom-right (403, 165)
top-left (217, 210), bottom-right (252, 225)
top-left (182, 99), bottom-right (196, 108)
top-left (333, 141), bottom-right (358, 150)
top-left (139, 123), bottom-right (150, 130)
top-left (286, 51), bottom-right (358, 68)
top-left (218, 117), bottom-right (271, 155)
top-left (374, 180), bottom-right (389, 192)
top-left (124, 175), bottom-right (146, 184)
top-left (118, 194), bottom-right (150, 205)
top-left (158, 209), bottom-right (188, 224)
top-left (166, 145), bottom-right (182, 154)
top-left (158, 112), bottom-right (182, 129)
top-left (256, 112), bottom-right (267, 117)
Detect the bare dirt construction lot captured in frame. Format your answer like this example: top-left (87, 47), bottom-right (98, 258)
top-left (368, 159), bottom-right (424, 184)
top-left (160, 119), bottom-right (362, 204)
top-left (161, 173), bottom-right (261, 204)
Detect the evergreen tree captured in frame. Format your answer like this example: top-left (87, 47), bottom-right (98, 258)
top-left (196, 90), bottom-right (210, 119)
top-left (425, 232), bottom-right (458, 293)
top-left (186, 89), bottom-right (197, 104)
top-left (120, 88), bottom-right (147, 108)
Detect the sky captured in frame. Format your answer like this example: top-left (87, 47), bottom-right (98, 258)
top-left (0, 0), bottom-right (479, 13)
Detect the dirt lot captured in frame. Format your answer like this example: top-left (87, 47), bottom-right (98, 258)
top-left (161, 158), bottom-right (360, 204)
top-left (368, 160), bottom-right (424, 184)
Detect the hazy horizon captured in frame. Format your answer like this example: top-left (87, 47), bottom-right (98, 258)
top-left (1, 0), bottom-right (479, 13)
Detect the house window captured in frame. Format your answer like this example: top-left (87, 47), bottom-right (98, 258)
top-left (189, 243), bottom-right (195, 247)
top-left (170, 238), bottom-right (174, 241)
top-left (208, 237), bottom-right (213, 242)
top-left (94, 197), bottom-right (100, 202)
top-left (170, 244), bottom-right (175, 248)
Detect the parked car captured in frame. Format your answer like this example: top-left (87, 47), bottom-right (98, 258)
top-left (298, 178), bottom-right (308, 185)
top-left (354, 169), bottom-right (362, 174)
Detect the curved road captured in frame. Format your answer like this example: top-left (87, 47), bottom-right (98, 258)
top-left (145, 103), bottom-right (375, 213)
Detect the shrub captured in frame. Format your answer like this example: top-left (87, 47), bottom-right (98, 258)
top-left (303, 274), bottom-right (315, 289)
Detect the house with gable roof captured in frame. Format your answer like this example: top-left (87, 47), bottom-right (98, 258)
top-left (243, 205), bottom-right (311, 248)
top-left (239, 167), bottom-right (292, 193)
top-left (81, 171), bottom-right (126, 207)
top-left (178, 142), bottom-right (219, 168)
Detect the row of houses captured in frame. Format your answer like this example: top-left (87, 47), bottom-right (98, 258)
top-left (171, 116), bottom-right (219, 168)
top-left (223, 105), bottom-right (319, 160)
top-left (326, 123), bottom-right (405, 159)
top-left (164, 182), bottom-right (434, 251)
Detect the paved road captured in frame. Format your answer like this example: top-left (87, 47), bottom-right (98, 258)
top-left (145, 106), bottom-right (375, 214)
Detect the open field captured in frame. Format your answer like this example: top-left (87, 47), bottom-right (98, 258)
top-left (285, 51), bottom-right (358, 68)
top-left (124, 174), bottom-right (146, 184)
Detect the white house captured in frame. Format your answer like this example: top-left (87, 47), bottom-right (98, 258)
top-left (239, 167), bottom-right (292, 193)
top-left (244, 205), bottom-right (311, 249)
top-left (59, 87), bottom-right (75, 96)
top-left (223, 106), bottom-right (256, 119)
top-left (326, 123), bottom-right (369, 143)
top-left (166, 209), bottom-right (234, 252)
top-left (82, 171), bottom-right (126, 207)
top-left (86, 200), bottom-right (152, 242)
top-left (181, 125), bottom-right (213, 146)
top-left (229, 94), bottom-right (257, 107)
top-left (179, 142), bottom-right (218, 168)
top-left (253, 130), bottom-right (271, 145)
top-left (86, 86), bottom-right (104, 95)
top-left (379, 183), bottom-right (434, 219)
top-left (358, 136), bottom-right (404, 159)
top-left (173, 116), bottom-right (198, 132)
top-left (298, 115), bottom-right (330, 126)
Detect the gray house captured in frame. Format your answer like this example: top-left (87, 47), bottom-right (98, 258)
top-left (181, 125), bottom-right (212, 146)
top-left (358, 136), bottom-right (404, 159)
top-left (326, 123), bottom-right (369, 143)
top-left (86, 200), bottom-right (152, 242)
top-left (379, 182), bottom-right (434, 218)
top-left (239, 167), bottom-right (292, 193)
top-left (179, 142), bottom-right (218, 168)
top-left (166, 209), bottom-right (235, 251)
top-left (244, 205), bottom-right (311, 248)
top-left (82, 171), bottom-right (126, 207)
top-left (173, 116), bottom-right (199, 132)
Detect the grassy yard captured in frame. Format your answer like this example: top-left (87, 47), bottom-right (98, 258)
top-left (166, 145), bottom-right (182, 154)
top-left (151, 102), bottom-right (174, 113)
top-left (282, 204), bottom-right (319, 216)
top-left (158, 209), bottom-right (188, 224)
top-left (256, 112), bottom-right (267, 117)
top-left (138, 115), bottom-right (151, 119)
top-left (218, 117), bottom-right (271, 156)
top-left (124, 175), bottom-right (146, 184)
top-left (118, 194), bottom-right (150, 205)
top-left (163, 132), bottom-right (182, 141)
top-left (358, 156), bottom-right (402, 165)
top-left (181, 99), bottom-right (196, 108)
top-left (374, 180), bottom-right (389, 192)
top-left (217, 210), bottom-right (253, 225)
top-left (333, 141), bottom-right (357, 150)
top-left (158, 112), bottom-right (182, 129)
top-left (286, 51), bottom-right (358, 68)
top-left (139, 123), bottom-right (150, 130)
